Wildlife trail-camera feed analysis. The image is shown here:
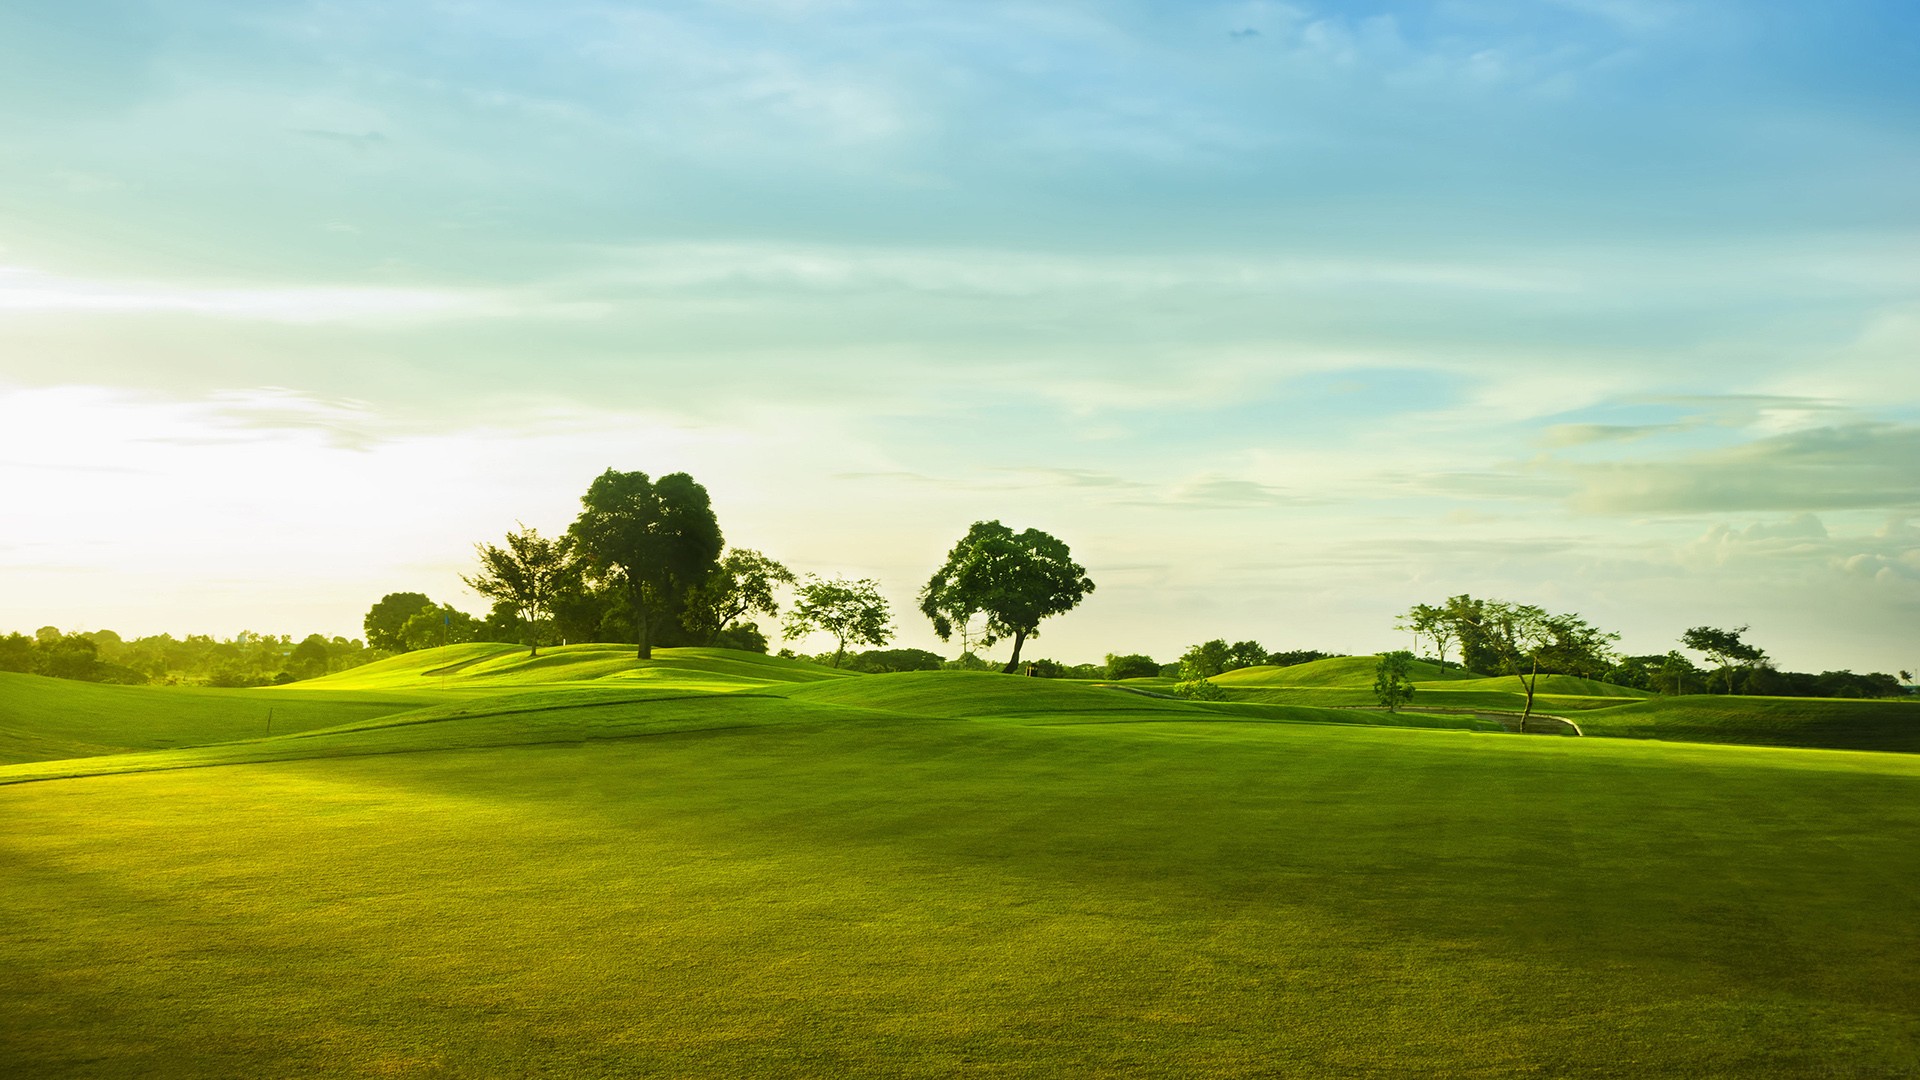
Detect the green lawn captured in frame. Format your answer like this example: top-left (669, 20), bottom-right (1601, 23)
top-left (2, 651), bottom-right (1917, 1076)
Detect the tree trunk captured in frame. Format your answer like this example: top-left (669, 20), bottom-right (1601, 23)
top-left (1519, 658), bottom-right (1539, 729)
top-left (1001, 630), bottom-right (1028, 674)
top-left (832, 637), bottom-right (846, 668)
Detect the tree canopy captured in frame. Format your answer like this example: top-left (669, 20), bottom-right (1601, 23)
top-left (919, 521), bottom-right (1094, 675)
top-left (363, 592), bottom-right (434, 653)
top-left (1682, 625), bottom-right (1767, 695)
top-left (463, 525), bottom-right (577, 657)
top-left (568, 469), bottom-right (723, 660)
top-left (682, 548), bottom-right (795, 646)
top-left (783, 576), bottom-right (893, 669)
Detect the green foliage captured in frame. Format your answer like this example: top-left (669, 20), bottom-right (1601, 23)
top-left (1264, 649), bottom-right (1337, 668)
top-left (1397, 602), bottom-right (1457, 669)
top-left (783, 576), bottom-right (894, 669)
top-left (363, 592), bottom-right (434, 653)
top-left (681, 548), bottom-right (796, 646)
top-left (1226, 640), bottom-right (1266, 670)
top-left (399, 604), bottom-right (480, 653)
top-left (844, 648), bottom-right (946, 673)
top-left (1682, 625), bottom-right (1768, 695)
top-left (944, 651), bottom-right (996, 672)
top-left (463, 525), bottom-right (577, 657)
top-left (1178, 640), bottom-right (1231, 680)
top-left (1104, 653), bottom-right (1160, 680)
top-left (919, 520), bottom-right (1094, 674)
top-left (712, 621), bottom-right (769, 654)
top-left (568, 468), bottom-right (724, 660)
top-left (1175, 675), bottom-right (1227, 701)
top-left (1372, 650), bottom-right (1417, 712)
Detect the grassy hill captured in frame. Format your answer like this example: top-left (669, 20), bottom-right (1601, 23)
top-left (1580, 694), bottom-right (1920, 753)
top-left (3, 650), bottom-right (1918, 1075)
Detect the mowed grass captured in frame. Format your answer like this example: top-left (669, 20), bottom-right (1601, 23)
top-left (306, 643), bottom-right (852, 693)
top-left (0, 672), bottom-right (424, 765)
top-left (2, 702), bottom-right (1917, 1078)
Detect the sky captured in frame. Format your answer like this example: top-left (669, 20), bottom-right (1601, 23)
top-left (2, 0), bottom-right (1917, 673)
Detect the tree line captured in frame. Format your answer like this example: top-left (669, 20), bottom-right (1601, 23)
top-left (370, 469), bottom-right (1099, 674)
top-left (0, 627), bottom-right (382, 687)
top-left (1398, 595), bottom-right (1911, 708)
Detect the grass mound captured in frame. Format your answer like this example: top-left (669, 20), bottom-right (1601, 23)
top-left (1211, 655), bottom-right (1474, 687)
top-left (305, 643), bottom-right (852, 692)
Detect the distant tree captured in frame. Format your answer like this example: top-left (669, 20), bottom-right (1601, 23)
top-left (920, 520), bottom-right (1094, 675)
top-left (286, 634), bottom-right (332, 681)
top-left (944, 651), bottom-right (996, 672)
top-left (569, 469), bottom-right (724, 660)
top-left (784, 576), bottom-right (894, 668)
top-left (37, 632), bottom-right (101, 681)
top-left (1681, 626), bottom-right (1767, 695)
top-left (1178, 640), bottom-right (1232, 680)
top-left (713, 622), bottom-right (770, 654)
top-left (464, 525), bottom-right (577, 658)
top-left (399, 604), bottom-right (479, 652)
top-left (1373, 650), bottom-right (1416, 712)
top-left (1175, 675), bottom-right (1227, 701)
top-left (845, 647), bottom-right (946, 673)
top-left (0, 632), bottom-right (34, 673)
top-left (1226, 640), bottom-right (1266, 670)
top-left (1265, 649), bottom-right (1335, 668)
top-left (682, 548), bottom-right (795, 646)
top-left (1105, 653), bottom-right (1160, 680)
top-left (1398, 602), bottom-right (1457, 670)
top-left (364, 592), bottom-right (435, 653)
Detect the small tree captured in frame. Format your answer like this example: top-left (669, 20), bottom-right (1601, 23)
top-left (1373, 650), bottom-right (1416, 712)
top-left (682, 548), bottom-right (796, 646)
top-left (464, 525), bottom-right (577, 657)
top-left (784, 576), bottom-right (894, 669)
top-left (1398, 602), bottom-right (1458, 670)
top-left (920, 521), bottom-right (1094, 674)
top-left (1178, 639), bottom-right (1233, 680)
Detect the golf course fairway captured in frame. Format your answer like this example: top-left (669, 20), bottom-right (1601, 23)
top-left (2, 647), bottom-right (1915, 1077)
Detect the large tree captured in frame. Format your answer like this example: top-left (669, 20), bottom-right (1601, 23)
top-left (1398, 602), bottom-right (1458, 670)
top-left (682, 548), bottom-right (795, 646)
top-left (783, 576), bottom-right (893, 668)
top-left (919, 521), bottom-right (1094, 675)
top-left (364, 591), bottom-right (434, 653)
top-left (1453, 600), bottom-right (1617, 727)
top-left (1681, 625), bottom-right (1766, 695)
top-left (568, 469), bottom-right (724, 660)
top-left (463, 525), bottom-right (577, 657)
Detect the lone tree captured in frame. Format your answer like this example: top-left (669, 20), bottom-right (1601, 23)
top-left (1681, 625), bottom-right (1766, 695)
top-left (1454, 600), bottom-right (1617, 727)
top-left (783, 576), bottom-right (894, 668)
top-left (919, 521), bottom-right (1094, 675)
top-left (682, 548), bottom-right (796, 646)
top-left (1373, 650), bottom-right (1416, 712)
top-left (463, 525), bottom-right (577, 657)
top-left (568, 469), bottom-right (724, 660)
top-left (364, 591), bottom-right (434, 653)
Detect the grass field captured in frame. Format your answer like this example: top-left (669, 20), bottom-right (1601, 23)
top-left (2, 647), bottom-right (1917, 1076)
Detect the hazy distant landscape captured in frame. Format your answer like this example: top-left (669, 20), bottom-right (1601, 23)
top-left (5, 0), bottom-right (1917, 1075)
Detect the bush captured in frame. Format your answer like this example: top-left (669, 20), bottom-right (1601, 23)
top-left (1176, 677), bottom-right (1227, 701)
top-left (1105, 653), bottom-right (1159, 680)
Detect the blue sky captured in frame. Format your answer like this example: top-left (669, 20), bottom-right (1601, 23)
top-left (2, 1), bottom-right (1916, 671)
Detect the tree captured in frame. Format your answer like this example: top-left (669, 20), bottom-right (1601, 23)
top-left (783, 576), bottom-right (893, 668)
top-left (364, 592), bottom-right (434, 653)
top-left (1178, 640), bottom-right (1232, 680)
top-left (682, 548), bottom-right (795, 646)
top-left (1105, 653), bottom-right (1160, 680)
top-left (919, 521), bottom-right (1094, 674)
top-left (464, 525), bottom-right (577, 657)
top-left (1681, 625), bottom-right (1766, 695)
top-left (1373, 651), bottom-right (1416, 712)
top-left (286, 634), bottom-right (331, 681)
top-left (568, 469), bottom-right (724, 660)
top-left (399, 604), bottom-right (479, 653)
top-left (1453, 600), bottom-right (1617, 726)
top-left (1226, 640), bottom-right (1266, 670)
top-left (1397, 602), bottom-right (1457, 670)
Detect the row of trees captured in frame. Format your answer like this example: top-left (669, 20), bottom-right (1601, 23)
top-left (0, 627), bottom-right (382, 686)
